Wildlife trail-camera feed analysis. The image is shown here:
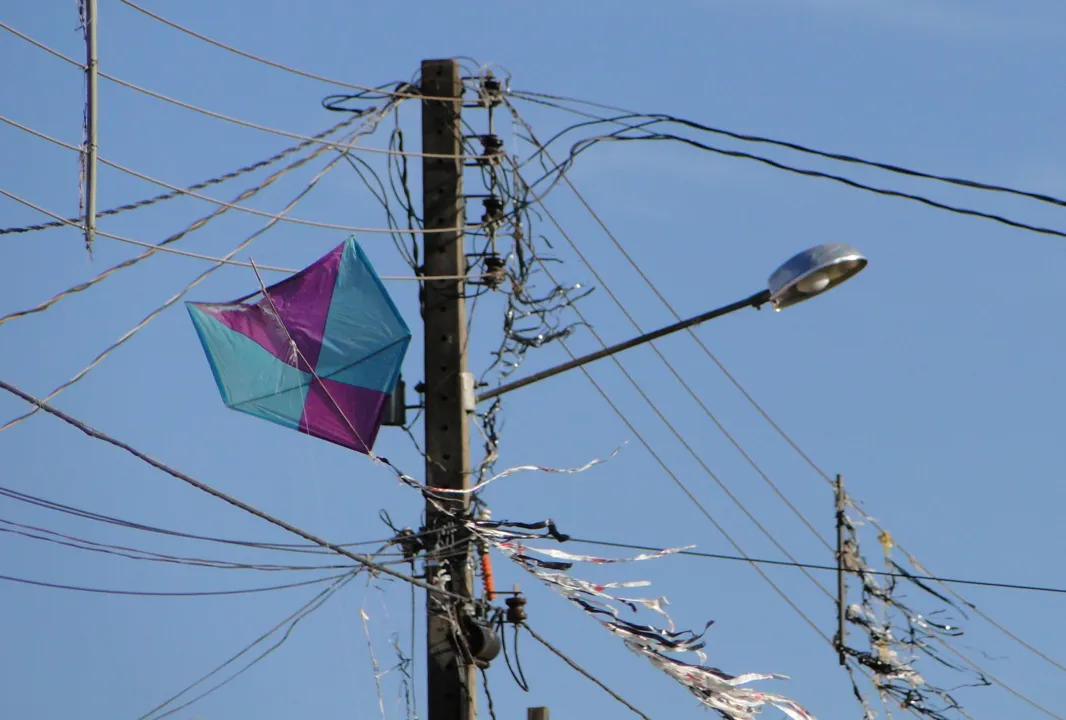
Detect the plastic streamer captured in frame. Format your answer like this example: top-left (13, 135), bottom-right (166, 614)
top-left (469, 517), bottom-right (816, 720)
top-left (839, 502), bottom-right (988, 720)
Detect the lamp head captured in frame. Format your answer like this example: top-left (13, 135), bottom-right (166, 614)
top-left (767, 243), bottom-right (867, 311)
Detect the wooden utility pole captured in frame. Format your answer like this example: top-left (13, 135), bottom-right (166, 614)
top-left (422, 58), bottom-right (476, 720)
top-left (528, 708), bottom-right (550, 720)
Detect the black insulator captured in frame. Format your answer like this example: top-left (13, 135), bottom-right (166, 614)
top-left (392, 528), bottom-right (422, 560)
top-left (482, 254), bottom-right (507, 289)
top-left (505, 594), bottom-right (528, 624)
top-left (482, 195), bottom-right (506, 218)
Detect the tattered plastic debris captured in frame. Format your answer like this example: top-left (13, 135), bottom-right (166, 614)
top-left (470, 517), bottom-right (816, 720)
top-left (838, 502), bottom-right (989, 720)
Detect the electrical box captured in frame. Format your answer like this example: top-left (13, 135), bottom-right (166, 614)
top-left (380, 375), bottom-right (407, 427)
top-left (461, 372), bottom-right (476, 414)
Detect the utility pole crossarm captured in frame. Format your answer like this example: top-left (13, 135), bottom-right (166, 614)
top-left (422, 58), bottom-right (477, 720)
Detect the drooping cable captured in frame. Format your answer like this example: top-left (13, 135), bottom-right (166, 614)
top-left (0, 378), bottom-right (468, 602)
top-left (511, 89), bottom-right (1066, 211)
top-left (0, 113), bottom-right (395, 433)
top-left (136, 568), bottom-right (364, 720)
top-left (0, 107), bottom-right (386, 330)
top-left (567, 537), bottom-right (1066, 595)
top-left (523, 623), bottom-right (655, 720)
top-left (505, 98), bottom-right (1066, 680)
top-left (0, 112), bottom-right (362, 235)
top-left (0, 570), bottom-right (351, 597)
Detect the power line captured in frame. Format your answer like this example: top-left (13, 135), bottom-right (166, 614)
top-left (0, 147), bottom-right (350, 433)
top-left (511, 89), bottom-right (1066, 211)
top-left (118, 0), bottom-right (463, 103)
top-left (504, 99), bottom-right (1066, 681)
top-left (511, 92), bottom-right (1066, 243)
top-left (522, 217), bottom-right (837, 606)
top-left (0, 112), bottom-right (357, 236)
top-left (524, 308), bottom-right (833, 644)
top-left (523, 623), bottom-right (655, 720)
top-left (0, 188), bottom-right (481, 279)
top-left (136, 571), bottom-right (361, 720)
top-left (0, 113), bottom-right (375, 329)
top-left (0, 570), bottom-right (352, 597)
top-left (0, 517), bottom-right (353, 572)
top-left (0, 378), bottom-right (465, 603)
top-left (0, 483), bottom-right (429, 554)
top-left (569, 537), bottom-right (1066, 596)
top-left (504, 103), bottom-right (1058, 717)
top-left (0, 190), bottom-right (297, 271)
top-left (505, 156), bottom-right (839, 621)
top-left (572, 131), bottom-right (1066, 242)
top-left (504, 101), bottom-right (834, 555)
top-left (0, 113), bottom-right (416, 235)
top-left (0, 114), bottom-right (501, 239)
top-left (0, 20), bottom-right (483, 162)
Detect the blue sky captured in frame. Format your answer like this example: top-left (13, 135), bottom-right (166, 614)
top-left (2, 1), bottom-right (1065, 719)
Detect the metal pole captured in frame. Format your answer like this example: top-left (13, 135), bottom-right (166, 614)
top-left (476, 289), bottom-right (771, 403)
top-left (835, 473), bottom-right (846, 666)
top-left (422, 58), bottom-right (476, 720)
top-left (84, 0), bottom-right (99, 252)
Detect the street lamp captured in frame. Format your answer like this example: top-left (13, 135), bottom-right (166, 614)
top-left (475, 242), bottom-right (867, 403)
top-left (768, 242), bottom-right (867, 311)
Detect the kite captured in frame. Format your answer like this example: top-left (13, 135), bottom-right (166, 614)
top-left (186, 237), bottom-right (411, 454)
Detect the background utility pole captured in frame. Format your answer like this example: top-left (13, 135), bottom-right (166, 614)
top-left (835, 473), bottom-right (847, 666)
top-left (83, 0), bottom-right (98, 252)
top-left (422, 58), bottom-right (477, 720)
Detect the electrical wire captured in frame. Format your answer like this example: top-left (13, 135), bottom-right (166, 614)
top-left (504, 168), bottom-right (839, 618)
top-left (0, 189), bottom-right (481, 278)
top-left (0, 378), bottom-right (468, 602)
top-left (929, 637), bottom-right (1061, 720)
top-left (510, 94), bottom-right (1066, 244)
top-left (0, 113), bottom-right (357, 236)
top-left (0, 20), bottom-right (484, 162)
top-left (522, 623), bottom-right (655, 720)
top-left (511, 89), bottom-right (1066, 211)
top-left (0, 569), bottom-right (351, 597)
top-left (480, 667), bottom-right (498, 720)
top-left (506, 101), bottom-right (1058, 715)
top-left (527, 326), bottom-right (832, 642)
top-left (568, 537), bottom-right (1066, 595)
top-left (504, 103), bottom-right (835, 554)
top-left (0, 483), bottom-right (443, 555)
top-left (136, 569), bottom-right (363, 720)
top-left (506, 100), bottom-right (1066, 679)
top-left (0, 113), bottom-right (446, 235)
top-left (0, 109), bottom-right (383, 329)
top-left (0, 517), bottom-right (354, 572)
top-left (577, 131), bottom-right (1066, 241)
top-left (0, 143), bottom-right (351, 433)
top-left (117, 0), bottom-right (469, 103)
